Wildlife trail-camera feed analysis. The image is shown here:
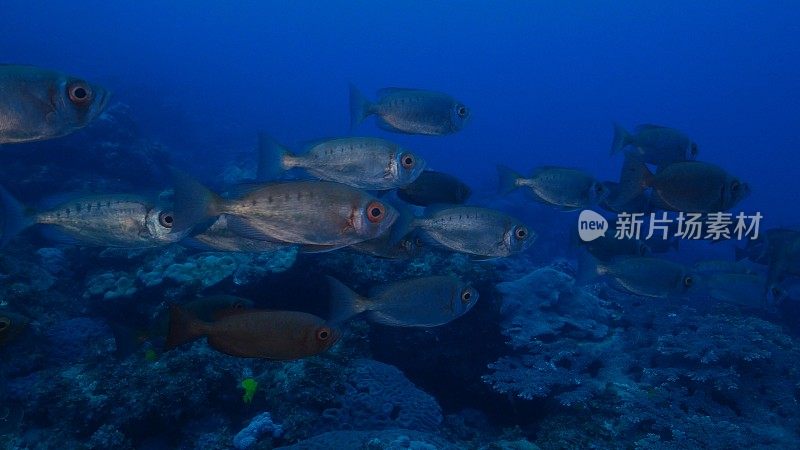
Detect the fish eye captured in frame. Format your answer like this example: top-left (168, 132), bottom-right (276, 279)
top-left (401, 153), bottom-right (415, 170)
top-left (316, 327), bottom-right (332, 341)
top-left (366, 201), bottom-right (386, 223)
top-left (514, 226), bottom-right (528, 240)
top-left (67, 81), bottom-right (92, 105)
top-left (461, 288), bottom-right (473, 304)
top-left (683, 276), bottom-right (693, 287)
top-left (158, 211), bottom-right (174, 228)
top-left (0, 317), bottom-right (9, 331)
top-left (233, 301), bottom-right (245, 309)
top-left (456, 105), bottom-right (468, 118)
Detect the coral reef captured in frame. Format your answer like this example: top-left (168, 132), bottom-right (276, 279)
top-left (274, 429), bottom-right (461, 450)
top-left (233, 412), bottom-right (283, 450)
top-left (483, 266), bottom-right (620, 405)
top-left (321, 359), bottom-right (443, 432)
top-left (483, 265), bottom-right (800, 449)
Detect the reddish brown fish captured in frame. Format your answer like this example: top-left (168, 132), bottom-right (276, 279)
top-left (165, 306), bottom-right (339, 360)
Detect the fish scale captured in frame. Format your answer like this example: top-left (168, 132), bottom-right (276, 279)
top-left (0, 65), bottom-right (109, 144)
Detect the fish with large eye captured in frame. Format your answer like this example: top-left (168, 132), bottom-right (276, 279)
top-left (349, 84), bottom-right (469, 135)
top-left (498, 165), bottom-right (609, 211)
top-left (166, 306), bottom-right (340, 360)
top-left (67, 81), bottom-right (93, 106)
top-left (327, 275), bottom-right (479, 327)
top-left (0, 188), bottom-right (188, 248)
top-left (0, 65), bottom-right (109, 144)
top-left (158, 211), bottom-right (175, 228)
top-left (366, 201), bottom-right (386, 223)
top-left (579, 255), bottom-right (696, 299)
top-left (514, 226), bottom-right (529, 241)
top-left (455, 104), bottom-right (469, 119)
top-left (613, 160), bottom-right (750, 213)
top-left (257, 134), bottom-right (425, 190)
top-left (171, 172), bottom-right (398, 251)
top-left (400, 152), bottom-right (416, 170)
top-left (397, 205), bottom-right (535, 259)
top-left (460, 286), bottom-right (477, 306)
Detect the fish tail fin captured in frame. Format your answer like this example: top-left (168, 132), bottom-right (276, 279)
top-left (170, 169), bottom-right (223, 233)
top-left (257, 132), bottom-right (292, 181)
top-left (165, 305), bottom-right (207, 350)
top-left (349, 83), bottom-right (372, 132)
top-left (497, 165), bottom-right (522, 194)
top-left (611, 122), bottom-right (633, 155)
top-left (576, 251), bottom-right (604, 285)
top-left (325, 276), bottom-right (367, 324)
top-left (612, 156), bottom-right (653, 208)
top-left (0, 185), bottom-right (33, 247)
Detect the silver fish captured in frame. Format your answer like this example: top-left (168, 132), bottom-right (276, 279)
top-left (0, 65), bottom-right (109, 144)
top-left (0, 188), bottom-right (184, 247)
top-left (257, 134), bottom-right (425, 189)
top-left (498, 165), bottom-right (609, 210)
top-left (172, 173), bottom-right (398, 251)
top-left (327, 275), bottom-right (478, 327)
top-left (410, 206), bottom-right (534, 259)
top-left (350, 84), bottom-right (468, 135)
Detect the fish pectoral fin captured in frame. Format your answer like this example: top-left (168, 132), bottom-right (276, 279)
top-left (225, 216), bottom-right (273, 241)
top-left (375, 119), bottom-right (415, 134)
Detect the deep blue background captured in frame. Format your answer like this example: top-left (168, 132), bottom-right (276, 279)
top-left (2, 1), bottom-right (798, 224)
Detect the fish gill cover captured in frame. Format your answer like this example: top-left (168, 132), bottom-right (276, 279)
top-left (1, 1), bottom-right (800, 449)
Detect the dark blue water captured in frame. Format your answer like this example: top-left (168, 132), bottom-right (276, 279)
top-left (1, 2), bottom-right (799, 449)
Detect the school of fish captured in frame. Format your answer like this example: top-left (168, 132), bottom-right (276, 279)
top-left (1, 64), bottom-right (793, 360)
